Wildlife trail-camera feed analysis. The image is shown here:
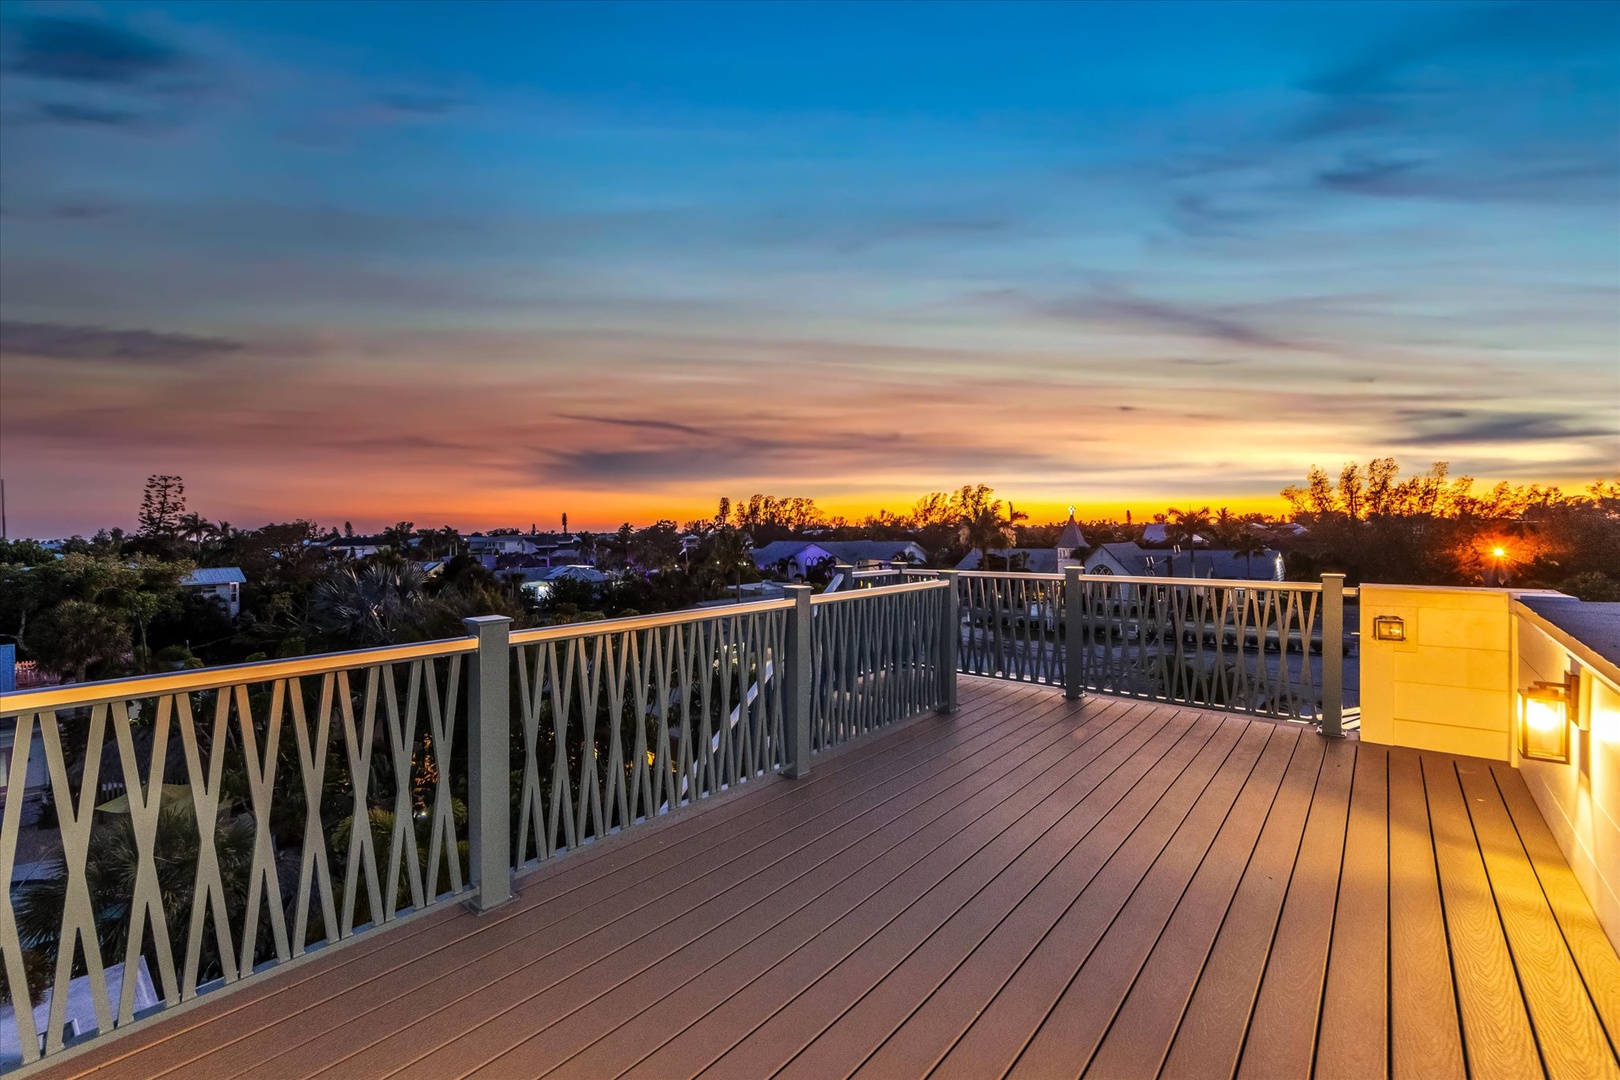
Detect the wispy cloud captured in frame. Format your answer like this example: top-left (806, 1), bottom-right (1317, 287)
top-left (1393, 410), bottom-right (1618, 448)
top-left (0, 320), bottom-right (245, 363)
top-left (3, 16), bottom-right (192, 86)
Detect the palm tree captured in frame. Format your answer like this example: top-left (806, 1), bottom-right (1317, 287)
top-left (955, 486), bottom-right (1028, 564)
top-left (1167, 506), bottom-right (1212, 577)
top-left (1228, 530), bottom-right (1269, 579)
top-left (708, 527), bottom-right (753, 603)
top-left (312, 560), bottom-right (431, 645)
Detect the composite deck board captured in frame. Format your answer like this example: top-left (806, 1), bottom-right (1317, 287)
top-left (856, 711), bottom-right (1232, 1080)
top-left (1081, 727), bottom-right (1307, 1080)
top-left (26, 678), bottom-right (1620, 1080)
top-left (544, 701), bottom-right (1166, 1080)
top-left (1423, 752), bottom-right (1545, 1080)
top-left (1157, 733), bottom-right (1328, 1080)
top-left (1386, 746), bottom-right (1467, 1080)
top-left (735, 706), bottom-right (1207, 1080)
top-left (922, 714), bottom-right (1252, 1079)
top-left (582, 704), bottom-right (1175, 1080)
top-left (396, 700), bottom-right (1157, 1080)
top-left (1455, 759), bottom-right (1620, 1080)
top-left (1012, 722), bottom-right (1289, 1078)
top-left (1491, 762), bottom-right (1620, 1053)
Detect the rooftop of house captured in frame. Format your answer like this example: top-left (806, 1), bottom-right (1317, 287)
top-left (955, 548), bottom-right (1070, 573)
top-left (180, 566), bottom-right (246, 587)
top-left (1139, 523), bottom-right (1207, 547)
top-left (751, 538), bottom-right (925, 569)
top-left (1089, 541), bottom-right (1283, 581)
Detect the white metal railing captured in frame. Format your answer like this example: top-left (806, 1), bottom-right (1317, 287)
top-left (920, 567), bottom-right (1352, 731)
top-left (0, 581), bottom-right (954, 1072)
top-left (0, 637), bottom-right (478, 1070)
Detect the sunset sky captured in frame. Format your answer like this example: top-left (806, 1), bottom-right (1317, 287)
top-left (1, 0), bottom-right (1616, 537)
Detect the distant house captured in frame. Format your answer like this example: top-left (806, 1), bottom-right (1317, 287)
top-left (322, 536), bottom-right (385, 560)
top-left (1084, 541), bottom-right (1283, 581)
top-left (181, 567), bottom-right (246, 618)
top-left (469, 534), bottom-right (539, 559)
top-left (752, 540), bottom-right (927, 580)
top-left (502, 563), bottom-right (608, 599)
top-left (472, 533), bottom-right (583, 570)
top-left (956, 510), bottom-right (1087, 574)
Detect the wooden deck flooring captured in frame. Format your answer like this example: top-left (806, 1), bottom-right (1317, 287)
top-left (33, 679), bottom-right (1620, 1080)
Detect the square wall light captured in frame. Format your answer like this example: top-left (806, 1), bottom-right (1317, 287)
top-left (1372, 615), bottom-right (1406, 642)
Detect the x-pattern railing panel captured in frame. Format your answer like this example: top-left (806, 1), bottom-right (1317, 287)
top-left (0, 641), bottom-right (475, 1069)
top-left (2, 586), bottom-right (954, 1071)
top-left (508, 603), bottom-right (793, 871)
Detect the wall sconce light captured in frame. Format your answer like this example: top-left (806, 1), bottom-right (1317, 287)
top-left (1520, 673), bottom-right (1578, 764)
top-left (1372, 615), bottom-right (1406, 642)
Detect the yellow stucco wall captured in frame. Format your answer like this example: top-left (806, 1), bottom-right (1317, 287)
top-left (1358, 584), bottom-right (1514, 760)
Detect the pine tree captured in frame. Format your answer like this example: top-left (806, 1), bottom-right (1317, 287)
top-left (137, 475), bottom-right (186, 540)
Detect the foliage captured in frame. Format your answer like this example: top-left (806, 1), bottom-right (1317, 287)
top-left (1277, 461), bottom-right (1620, 590)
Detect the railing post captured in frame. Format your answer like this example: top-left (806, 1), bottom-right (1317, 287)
top-left (937, 571), bottom-right (960, 712)
top-left (1320, 574), bottom-right (1345, 738)
top-left (834, 563), bottom-right (855, 592)
top-left (463, 615), bottom-right (513, 911)
top-left (783, 585), bottom-right (814, 777)
top-left (1064, 566), bottom-right (1084, 701)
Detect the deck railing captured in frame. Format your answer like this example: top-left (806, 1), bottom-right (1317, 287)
top-left (0, 637), bottom-right (480, 1067)
top-left (0, 580), bottom-right (952, 1071)
top-left (917, 567), bottom-right (1352, 732)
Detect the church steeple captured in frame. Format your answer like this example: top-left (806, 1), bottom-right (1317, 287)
top-left (1055, 506), bottom-right (1085, 559)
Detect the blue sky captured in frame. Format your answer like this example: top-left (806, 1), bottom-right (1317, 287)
top-left (1, 0), bottom-right (1616, 534)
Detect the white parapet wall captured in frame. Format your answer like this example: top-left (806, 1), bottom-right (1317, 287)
top-left (1512, 599), bottom-right (1620, 951)
top-left (1359, 584), bottom-right (1515, 760)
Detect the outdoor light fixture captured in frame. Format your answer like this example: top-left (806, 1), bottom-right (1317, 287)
top-left (1372, 615), bottom-right (1406, 642)
top-left (1519, 673), bottom-right (1578, 764)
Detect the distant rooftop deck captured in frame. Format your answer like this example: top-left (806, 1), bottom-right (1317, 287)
top-left (31, 678), bottom-right (1619, 1080)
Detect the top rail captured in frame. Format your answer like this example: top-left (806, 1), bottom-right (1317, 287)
top-left (813, 578), bottom-right (949, 604)
top-left (936, 567), bottom-right (1357, 597)
top-left (0, 635), bottom-right (478, 715)
top-left (507, 598), bottom-right (795, 645)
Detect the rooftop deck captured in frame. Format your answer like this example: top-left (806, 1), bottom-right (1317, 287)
top-left (30, 678), bottom-right (1620, 1080)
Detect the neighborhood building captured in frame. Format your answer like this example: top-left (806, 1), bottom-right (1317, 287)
top-left (1084, 541), bottom-right (1284, 581)
top-left (180, 566), bottom-right (246, 618)
top-left (752, 539), bottom-right (927, 580)
top-left (1139, 523), bottom-right (1208, 547)
top-left (955, 509), bottom-right (1087, 574)
top-left (500, 563), bottom-right (608, 599)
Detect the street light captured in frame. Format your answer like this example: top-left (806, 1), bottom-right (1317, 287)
top-left (1491, 545), bottom-right (1507, 586)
